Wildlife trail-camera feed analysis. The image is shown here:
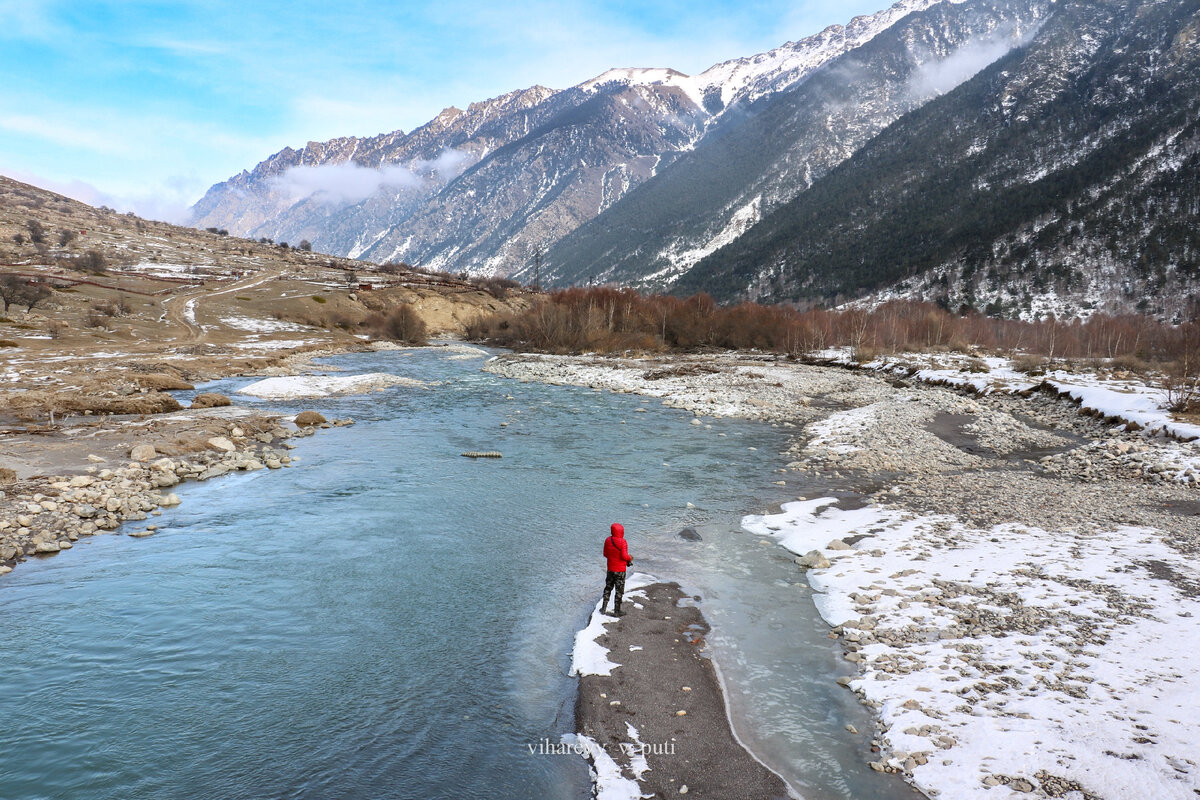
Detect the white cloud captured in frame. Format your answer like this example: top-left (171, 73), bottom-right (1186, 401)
top-left (908, 23), bottom-right (1040, 99)
top-left (271, 150), bottom-right (473, 206)
top-left (1, 167), bottom-right (203, 224)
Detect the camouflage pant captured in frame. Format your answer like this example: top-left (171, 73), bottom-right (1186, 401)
top-left (602, 570), bottom-right (626, 608)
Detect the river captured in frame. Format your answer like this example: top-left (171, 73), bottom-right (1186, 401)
top-left (0, 346), bottom-right (919, 799)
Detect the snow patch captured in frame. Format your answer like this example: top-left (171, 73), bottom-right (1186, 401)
top-left (237, 372), bottom-right (424, 399)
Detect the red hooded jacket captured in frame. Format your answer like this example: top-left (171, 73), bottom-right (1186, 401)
top-left (604, 523), bottom-right (632, 572)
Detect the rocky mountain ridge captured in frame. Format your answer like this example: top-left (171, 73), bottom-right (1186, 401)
top-left (190, 0), bottom-right (944, 274)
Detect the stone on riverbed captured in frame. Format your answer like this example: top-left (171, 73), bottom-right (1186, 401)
top-left (130, 444), bottom-right (158, 462)
top-left (294, 411), bottom-right (327, 427)
top-left (206, 437), bottom-right (236, 453)
top-left (796, 550), bottom-right (831, 569)
top-left (190, 392), bottom-right (232, 409)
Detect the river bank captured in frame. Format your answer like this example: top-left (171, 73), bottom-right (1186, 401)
top-left (571, 575), bottom-right (791, 800)
top-left (487, 351), bottom-right (1200, 800)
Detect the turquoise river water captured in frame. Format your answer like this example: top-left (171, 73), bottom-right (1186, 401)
top-left (0, 347), bottom-right (922, 800)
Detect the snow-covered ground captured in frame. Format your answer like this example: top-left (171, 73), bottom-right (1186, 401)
top-left (237, 372), bottom-right (424, 399)
top-left (743, 498), bottom-right (1200, 799)
top-left (218, 315), bottom-right (306, 333)
top-left (827, 350), bottom-right (1200, 441)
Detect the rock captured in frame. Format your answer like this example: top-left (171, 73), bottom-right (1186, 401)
top-left (198, 464), bottom-right (231, 480)
top-left (69, 475), bottom-right (93, 487)
top-left (0, 565), bottom-right (11, 576)
top-left (797, 550), bottom-right (831, 569)
top-left (677, 527), bottom-right (702, 541)
top-left (294, 411), bottom-right (327, 427)
top-left (35, 541), bottom-right (61, 554)
top-left (690, 418), bottom-right (702, 426)
top-left (845, 724), bottom-right (858, 734)
top-left (265, 458), bottom-right (282, 469)
top-left (827, 539), bottom-right (852, 551)
top-left (87, 454), bottom-right (107, 463)
top-left (160, 493), bottom-right (182, 507)
top-left (982, 776), bottom-right (1000, 787)
top-left (206, 436), bottom-right (236, 453)
top-left (128, 529), bottom-right (156, 538)
top-left (1012, 779), bottom-right (1034, 793)
top-left (130, 444), bottom-right (158, 462)
top-left (675, 710), bottom-right (687, 716)
top-left (1, 546), bottom-right (17, 560)
top-left (16, 514), bottom-right (33, 527)
top-left (74, 504), bottom-right (98, 519)
top-left (190, 392), bottom-right (232, 409)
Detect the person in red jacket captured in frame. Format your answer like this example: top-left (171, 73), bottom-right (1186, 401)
top-left (600, 523), bottom-right (634, 617)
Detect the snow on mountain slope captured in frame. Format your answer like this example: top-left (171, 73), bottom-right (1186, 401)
top-left (191, 0), bottom-right (951, 277)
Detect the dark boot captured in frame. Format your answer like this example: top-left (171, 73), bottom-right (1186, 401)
top-left (613, 600), bottom-right (625, 617)
top-left (600, 591), bottom-right (611, 616)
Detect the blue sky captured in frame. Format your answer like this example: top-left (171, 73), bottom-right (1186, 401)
top-left (0, 0), bottom-right (887, 221)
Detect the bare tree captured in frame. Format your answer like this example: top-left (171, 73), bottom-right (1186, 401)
top-left (0, 275), bottom-right (25, 312)
top-left (21, 283), bottom-right (52, 312)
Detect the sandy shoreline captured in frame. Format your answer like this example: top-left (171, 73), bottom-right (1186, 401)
top-left (490, 351), bottom-right (1200, 800)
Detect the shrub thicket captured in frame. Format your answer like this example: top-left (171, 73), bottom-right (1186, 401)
top-left (367, 305), bottom-right (427, 344)
top-left (466, 288), bottom-right (1200, 372)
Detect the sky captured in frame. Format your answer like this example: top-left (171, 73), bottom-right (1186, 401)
top-left (0, 0), bottom-right (889, 222)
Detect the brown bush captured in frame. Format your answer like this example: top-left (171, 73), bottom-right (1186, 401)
top-left (463, 289), bottom-right (1199, 370)
top-left (367, 305), bottom-right (427, 344)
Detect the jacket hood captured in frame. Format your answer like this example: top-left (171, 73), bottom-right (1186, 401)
top-left (610, 523), bottom-right (624, 539)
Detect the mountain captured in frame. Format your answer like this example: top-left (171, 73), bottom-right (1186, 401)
top-left (541, 0), bottom-right (1054, 289)
top-left (675, 0), bottom-right (1200, 321)
top-left (190, 0), bottom-right (950, 275)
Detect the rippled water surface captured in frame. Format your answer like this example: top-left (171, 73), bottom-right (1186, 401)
top-left (0, 348), bottom-right (919, 799)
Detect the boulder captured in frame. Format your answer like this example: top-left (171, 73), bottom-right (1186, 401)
top-left (827, 539), bottom-right (852, 551)
top-left (130, 444), bottom-right (158, 462)
top-left (35, 541), bottom-right (61, 554)
top-left (131, 373), bottom-right (194, 391)
top-left (190, 392), bottom-right (232, 409)
top-left (796, 550), bottom-right (831, 569)
top-left (206, 436), bottom-right (236, 453)
top-left (160, 493), bottom-right (182, 507)
top-left (677, 527), bottom-right (702, 542)
top-left (294, 410), bottom-right (327, 427)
